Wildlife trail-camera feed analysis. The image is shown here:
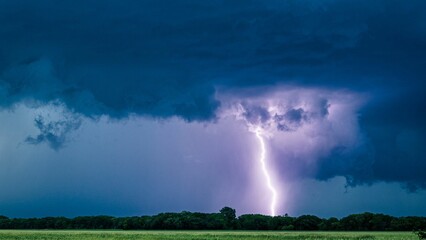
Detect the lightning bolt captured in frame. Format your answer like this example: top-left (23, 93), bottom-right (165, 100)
top-left (255, 128), bottom-right (278, 216)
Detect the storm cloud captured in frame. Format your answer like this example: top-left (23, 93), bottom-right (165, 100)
top-left (220, 87), bottom-right (369, 187)
top-left (1, 0), bottom-right (426, 191)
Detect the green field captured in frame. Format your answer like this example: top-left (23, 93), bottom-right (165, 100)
top-left (0, 230), bottom-right (418, 240)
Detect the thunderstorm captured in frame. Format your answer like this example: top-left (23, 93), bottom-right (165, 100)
top-left (255, 128), bottom-right (278, 216)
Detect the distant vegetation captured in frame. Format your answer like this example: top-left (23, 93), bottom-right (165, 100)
top-left (0, 207), bottom-right (425, 231)
top-left (0, 230), bottom-right (418, 240)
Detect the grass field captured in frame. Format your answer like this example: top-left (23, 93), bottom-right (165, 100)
top-left (0, 230), bottom-right (418, 240)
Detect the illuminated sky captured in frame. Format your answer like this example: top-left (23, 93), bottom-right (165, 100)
top-left (1, 0), bottom-right (426, 218)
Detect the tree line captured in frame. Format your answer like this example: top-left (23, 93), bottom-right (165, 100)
top-left (0, 207), bottom-right (425, 231)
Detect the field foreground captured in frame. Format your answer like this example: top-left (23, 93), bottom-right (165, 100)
top-left (0, 230), bottom-right (418, 240)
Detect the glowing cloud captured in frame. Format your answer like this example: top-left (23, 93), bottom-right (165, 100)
top-left (218, 86), bottom-right (366, 214)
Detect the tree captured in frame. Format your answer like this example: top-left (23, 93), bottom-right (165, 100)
top-left (319, 217), bottom-right (340, 230)
top-left (269, 216), bottom-right (295, 230)
top-left (238, 214), bottom-right (272, 230)
top-left (294, 215), bottom-right (323, 230)
top-left (340, 213), bottom-right (374, 230)
top-left (370, 214), bottom-right (395, 231)
top-left (220, 207), bottom-right (236, 229)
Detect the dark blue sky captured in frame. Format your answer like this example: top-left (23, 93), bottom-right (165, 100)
top-left (0, 0), bottom-right (426, 217)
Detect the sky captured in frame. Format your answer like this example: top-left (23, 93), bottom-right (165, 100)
top-left (0, 0), bottom-right (426, 218)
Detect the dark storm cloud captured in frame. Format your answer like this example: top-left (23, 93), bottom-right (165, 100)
top-left (274, 108), bottom-right (307, 132)
top-left (241, 103), bottom-right (270, 125)
top-left (25, 113), bottom-right (81, 151)
top-left (0, 0), bottom-right (426, 188)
